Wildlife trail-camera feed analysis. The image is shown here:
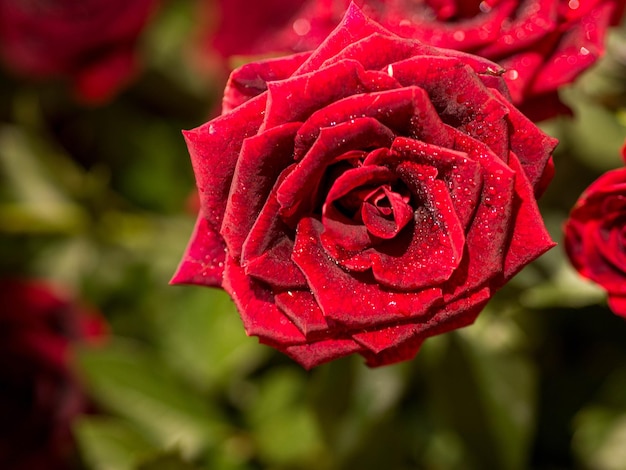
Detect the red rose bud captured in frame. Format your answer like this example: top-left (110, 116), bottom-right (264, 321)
top-left (564, 146), bottom-right (626, 317)
top-left (0, 0), bottom-right (159, 104)
top-left (173, 4), bottom-right (557, 369)
top-left (209, 0), bottom-right (624, 120)
top-left (0, 279), bottom-right (106, 470)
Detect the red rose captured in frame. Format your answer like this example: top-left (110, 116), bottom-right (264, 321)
top-left (564, 146), bottom-right (626, 317)
top-left (0, 0), bottom-right (159, 104)
top-left (208, 0), bottom-right (624, 120)
top-left (173, 5), bottom-right (556, 369)
top-left (0, 279), bottom-right (106, 470)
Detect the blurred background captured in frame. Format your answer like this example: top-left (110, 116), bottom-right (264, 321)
top-left (3, 1), bottom-right (626, 469)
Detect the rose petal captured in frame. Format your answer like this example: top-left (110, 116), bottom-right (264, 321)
top-left (283, 338), bottom-right (365, 370)
top-left (274, 290), bottom-right (329, 337)
top-left (221, 122), bottom-right (301, 259)
top-left (389, 137), bottom-right (483, 229)
top-left (171, 215), bottom-right (225, 287)
top-left (261, 59), bottom-right (371, 133)
top-left (277, 117), bottom-right (396, 222)
top-left (185, 94), bottom-right (266, 232)
top-left (292, 217), bottom-right (444, 328)
top-left (241, 182), bottom-right (308, 289)
top-left (501, 151), bottom-right (556, 283)
top-left (222, 256), bottom-right (306, 345)
top-left (223, 52), bottom-right (311, 112)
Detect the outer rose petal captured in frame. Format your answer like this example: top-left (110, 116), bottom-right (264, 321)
top-left (171, 214), bottom-right (226, 287)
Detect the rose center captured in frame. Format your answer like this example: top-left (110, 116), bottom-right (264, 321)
top-left (338, 184), bottom-right (413, 240)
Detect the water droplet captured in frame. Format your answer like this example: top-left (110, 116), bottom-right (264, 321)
top-left (568, 0), bottom-right (580, 9)
top-left (453, 31), bottom-right (466, 41)
top-left (479, 1), bottom-right (492, 12)
top-left (505, 69), bottom-right (519, 80)
top-left (292, 18), bottom-right (311, 36)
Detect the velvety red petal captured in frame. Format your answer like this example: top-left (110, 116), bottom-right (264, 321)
top-left (241, 183), bottom-right (308, 289)
top-left (223, 52), bottom-right (311, 113)
top-left (274, 290), bottom-right (329, 337)
top-left (292, 217), bottom-right (444, 328)
top-left (367, 162), bottom-right (465, 290)
top-left (261, 59), bottom-right (370, 133)
top-left (170, 215), bottom-right (225, 287)
top-left (501, 151), bottom-right (556, 283)
top-left (390, 57), bottom-right (510, 161)
top-left (185, 94), bottom-right (266, 232)
top-left (391, 0), bottom-right (516, 51)
top-left (361, 186), bottom-right (413, 239)
top-left (352, 323), bottom-right (419, 354)
top-left (283, 339), bottom-right (365, 370)
top-left (221, 122), bottom-right (301, 259)
top-left (362, 336), bottom-right (425, 367)
top-left (277, 117), bottom-right (395, 222)
top-left (446, 130), bottom-right (516, 299)
top-left (294, 2), bottom-right (392, 76)
top-left (530, 2), bottom-right (614, 94)
top-left (491, 88), bottom-right (558, 194)
top-left (322, 165), bottom-right (396, 252)
top-left (478, 0), bottom-right (558, 58)
top-left (499, 52), bottom-right (545, 104)
top-left (318, 32), bottom-right (439, 71)
top-left (296, 87), bottom-right (431, 153)
top-left (608, 295), bottom-right (626, 318)
top-left (222, 257), bottom-right (306, 345)
top-left (389, 138), bottom-right (483, 230)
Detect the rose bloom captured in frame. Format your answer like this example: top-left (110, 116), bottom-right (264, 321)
top-left (0, 279), bottom-right (106, 470)
top-left (0, 0), bottom-right (158, 104)
top-left (564, 146), bottom-right (626, 317)
top-left (174, 4), bottom-right (556, 369)
top-left (208, 0), bottom-right (624, 120)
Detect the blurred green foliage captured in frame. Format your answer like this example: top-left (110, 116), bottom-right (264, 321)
top-left (3, 1), bottom-right (626, 469)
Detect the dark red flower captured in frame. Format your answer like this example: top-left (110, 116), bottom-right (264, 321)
top-left (0, 279), bottom-right (106, 470)
top-left (173, 5), bottom-right (556, 369)
top-left (564, 146), bottom-right (626, 317)
top-left (0, 0), bottom-right (159, 104)
top-left (209, 0), bottom-right (624, 120)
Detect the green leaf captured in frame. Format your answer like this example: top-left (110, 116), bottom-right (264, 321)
top-left (75, 416), bottom-right (158, 470)
top-left (154, 286), bottom-right (267, 391)
top-left (0, 125), bottom-right (87, 234)
top-left (137, 450), bottom-right (201, 470)
top-left (246, 367), bottom-right (328, 467)
top-left (422, 308), bottom-right (538, 470)
top-left (76, 339), bottom-right (227, 459)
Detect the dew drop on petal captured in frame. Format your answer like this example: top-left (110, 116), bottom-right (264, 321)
top-left (505, 69), bottom-right (519, 80)
top-left (479, 1), bottom-right (492, 12)
top-left (453, 30), bottom-right (466, 41)
top-left (292, 18), bottom-right (311, 36)
top-left (580, 47), bottom-right (590, 56)
top-left (568, 0), bottom-right (580, 10)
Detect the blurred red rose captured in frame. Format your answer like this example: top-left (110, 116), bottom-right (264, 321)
top-left (0, 279), bottom-right (106, 470)
top-left (564, 146), bottom-right (626, 317)
top-left (173, 5), bottom-right (556, 369)
top-left (0, 0), bottom-right (159, 104)
top-left (208, 0), bottom-right (624, 120)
